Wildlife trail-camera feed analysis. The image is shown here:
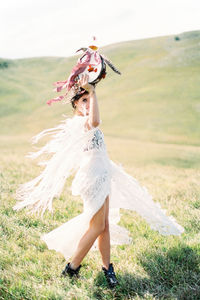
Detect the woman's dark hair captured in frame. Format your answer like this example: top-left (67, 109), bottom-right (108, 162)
top-left (71, 87), bottom-right (89, 109)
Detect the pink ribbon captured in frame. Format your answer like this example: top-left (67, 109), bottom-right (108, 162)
top-left (46, 95), bottom-right (65, 106)
top-left (46, 50), bottom-right (101, 106)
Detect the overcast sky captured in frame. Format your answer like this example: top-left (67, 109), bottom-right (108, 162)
top-left (1, 0), bottom-right (200, 59)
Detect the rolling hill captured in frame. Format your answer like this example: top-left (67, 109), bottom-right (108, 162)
top-left (0, 30), bottom-right (200, 146)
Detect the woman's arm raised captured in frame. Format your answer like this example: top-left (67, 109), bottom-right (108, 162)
top-left (79, 74), bottom-right (100, 129)
top-left (88, 89), bottom-right (100, 127)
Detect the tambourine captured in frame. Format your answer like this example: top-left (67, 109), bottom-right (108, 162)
top-left (46, 44), bottom-right (120, 105)
top-left (76, 52), bottom-right (107, 85)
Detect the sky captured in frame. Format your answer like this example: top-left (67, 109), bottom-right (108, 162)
top-left (1, 0), bottom-right (200, 59)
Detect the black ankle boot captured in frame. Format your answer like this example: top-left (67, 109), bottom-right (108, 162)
top-left (102, 263), bottom-right (118, 288)
top-left (61, 262), bottom-right (82, 278)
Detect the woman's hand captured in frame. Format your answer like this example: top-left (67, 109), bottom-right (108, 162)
top-left (78, 74), bottom-right (95, 93)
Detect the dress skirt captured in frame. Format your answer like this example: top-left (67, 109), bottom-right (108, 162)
top-left (41, 151), bottom-right (113, 260)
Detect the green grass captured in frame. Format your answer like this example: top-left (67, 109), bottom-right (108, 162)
top-left (0, 30), bottom-right (200, 299)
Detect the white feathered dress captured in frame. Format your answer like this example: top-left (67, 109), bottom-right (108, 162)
top-left (13, 114), bottom-right (184, 260)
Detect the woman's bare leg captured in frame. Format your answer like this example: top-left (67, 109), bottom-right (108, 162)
top-left (97, 195), bottom-right (110, 270)
top-left (70, 198), bottom-right (107, 270)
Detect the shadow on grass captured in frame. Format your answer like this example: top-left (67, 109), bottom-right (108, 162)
top-left (91, 245), bottom-right (200, 300)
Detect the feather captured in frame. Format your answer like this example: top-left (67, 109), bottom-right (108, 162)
top-left (101, 54), bottom-right (121, 75)
top-left (76, 47), bottom-right (88, 53)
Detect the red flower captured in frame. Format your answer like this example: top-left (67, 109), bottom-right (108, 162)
top-left (88, 65), bottom-right (94, 72)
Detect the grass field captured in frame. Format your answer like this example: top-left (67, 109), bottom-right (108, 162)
top-left (0, 30), bottom-right (200, 299)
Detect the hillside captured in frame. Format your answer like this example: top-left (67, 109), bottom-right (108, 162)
top-left (0, 30), bottom-right (200, 146)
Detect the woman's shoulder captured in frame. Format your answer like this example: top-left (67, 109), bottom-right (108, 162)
top-left (73, 115), bottom-right (102, 130)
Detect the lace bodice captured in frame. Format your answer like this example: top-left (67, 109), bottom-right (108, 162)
top-left (83, 128), bottom-right (106, 152)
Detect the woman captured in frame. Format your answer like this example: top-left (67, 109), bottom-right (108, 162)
top-left (60, 74), bottom-right (118, 286)
top-left (13, 49), bottom-right (184, 289)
